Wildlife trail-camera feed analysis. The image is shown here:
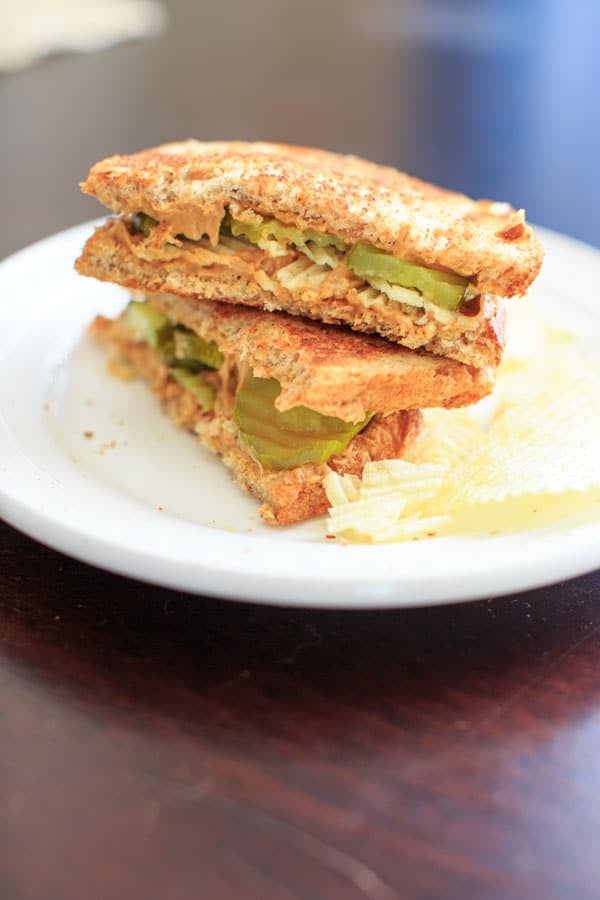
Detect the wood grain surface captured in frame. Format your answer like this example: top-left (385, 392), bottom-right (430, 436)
top-left (2, 521), bottom-right (600, 900)
top-left (2, 2), bottom-right (600, 898)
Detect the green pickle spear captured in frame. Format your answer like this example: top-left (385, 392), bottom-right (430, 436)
top-left (233, 376), bottom-right (371, 470)
top-left (130, 211), bottom-right (158, 237)
top-left (347, 243), bottom-right (469, 311)
top-left (173, 327), bottom-right (225, 370)
top-left (170, 369), bottom-right (216, 410)
top-left (225, 213), bottom-right (346, 252)
top-left (122, 300), bottom-right (172, 349)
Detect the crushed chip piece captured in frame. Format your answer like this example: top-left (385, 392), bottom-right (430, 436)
top-left (324, 471), bottom-right (360, 506)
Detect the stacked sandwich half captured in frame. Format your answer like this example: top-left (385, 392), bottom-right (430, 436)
top-left (75, 141), bottom-right (543, 524)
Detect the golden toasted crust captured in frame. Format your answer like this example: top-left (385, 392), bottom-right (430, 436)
top-left (76, 218), bottom-right (506, 368)
top-left (80, 140), bottom-right (543, 297)
top-left (134, 292), bottom-right (494, 421)
top-left (90, 318), bottom-right (421, 525)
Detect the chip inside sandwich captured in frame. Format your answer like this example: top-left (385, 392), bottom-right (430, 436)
top-left (76, 141), bottom-right (543, 369)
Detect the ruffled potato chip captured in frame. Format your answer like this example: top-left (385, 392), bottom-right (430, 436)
top-left (326, 298), bottom-right (600, 543)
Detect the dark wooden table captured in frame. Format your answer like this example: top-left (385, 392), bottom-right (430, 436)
top-left (1, 3), bottom-right (599, 898)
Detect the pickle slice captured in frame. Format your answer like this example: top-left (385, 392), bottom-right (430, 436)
top-left (225, 213), bottom-right (346, 252)
top-left (347, 243), bottom-right (468, 311)
top-left (170, 369), bottom-right (216, 410)
top-left (173, 327), bottom-right (225, 370)
top-left (122, 299), bottom-right (171, 349)
top-left (268, 220), bottom-right (346, 251)
top-left (233, 376), bottom-right (370, 470)
top-left (130, 211), bottom-right (158, 237)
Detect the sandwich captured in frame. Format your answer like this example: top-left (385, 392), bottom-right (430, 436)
top-left (89, 291), bottom-right (494, 524)
top-left (76, 141), bottom-right (543, 369)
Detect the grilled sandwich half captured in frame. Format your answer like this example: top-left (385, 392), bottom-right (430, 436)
top-left (76, 141), bottom-right (543, 369)
top-left (91, 293), bottom-right (494, 524)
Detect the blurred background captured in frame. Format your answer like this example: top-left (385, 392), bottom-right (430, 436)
top-left (1, 0), bottom-right (599, 258)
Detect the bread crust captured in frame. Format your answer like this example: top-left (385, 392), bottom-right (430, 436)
top-left (77, 218), bottom-right (506, 368)
top-left (80, 140), bottom-right (543, 297)
top-left (91, 317), bottom-right (421, 525)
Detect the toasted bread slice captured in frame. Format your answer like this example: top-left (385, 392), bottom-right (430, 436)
top-left (80, 140), bottom-right (543, 298)
top-left (90, 313), bottom-right (421, 525)
top-left (78, 141), bottom-right (543, 369)
top-left (139, 292), bottom-right (494, 422)
top-left (77, 218), bottom-right (506, 368)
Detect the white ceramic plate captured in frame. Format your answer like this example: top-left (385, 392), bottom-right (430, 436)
top-left (1, 222), bottom-right (599, 608)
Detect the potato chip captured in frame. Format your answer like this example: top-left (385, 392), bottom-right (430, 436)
top-left (324, 471), bottom-right (360, 506)
top-left (326, 298), bottom-right (600, 543)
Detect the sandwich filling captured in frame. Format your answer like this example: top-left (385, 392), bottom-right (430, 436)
top-left (118, 298), bottom-right (372, 470)
top-left (78, 140), bottom-right (543, 369)
top-left (127, 210), bottom-right (481, 325)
